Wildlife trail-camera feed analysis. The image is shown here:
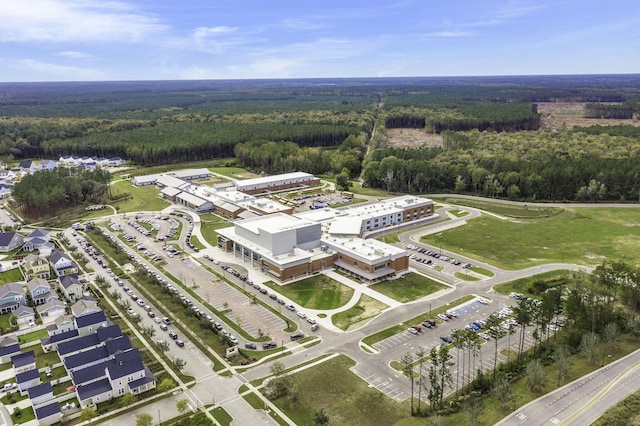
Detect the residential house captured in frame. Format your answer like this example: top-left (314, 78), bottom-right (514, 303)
top-left (0, 170), bottom-right (16, 183)
top-left (50, 250), bottom-right (78, 277)
top-left (28, 382), bottom-right (54, 406)
top-left (0, 183), bottom-right (12, 199)
top-left (26, 278), bottom-right (56, 305)
top-left (108, 157), bottom-right (125, 167)
top-left (23, 229), bottom-right (51, 252)
top-left (94, 157), bottom-right (109, 168)
top-left (12, 350), bottom-right (36, 374)
top-left (18, 160), bottom-right (37, 174)
top-left (71, 299), bottom-right (100, 318)
top-left (75, 310), bottom-right (108, 336)
top-left (59, 275), bottom-right (83, 301)
top-left (34, 402), bottom-right (62, 425)
top-left (40, 329), bottom-right (79, 352)
top-left (22, 254), bottom-right (51, 280)
top-left (58, 334), bottom-right (101, 358)
top-left (39, 160), bottom-right (57, 171)
top-left (47, 315), bottom-right (75, 336)
top-left (0, 343), bottom-right (20, 364)
top-left (16, 368), bottom-right (40, 394)
top-left (13, 305), bottom-right (35, 324)
top-left (36, 301), bottom-right (66, 319)
top-left (0, 282), bottom-right (26, 314)
top-left (0, 232), bottom-right (24, 252)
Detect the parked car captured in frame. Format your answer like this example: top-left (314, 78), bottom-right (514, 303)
top-left (245, 343), bottom-right (257, 350)
top-left (175, 340), bottom-right (185, 347)
top-left (262, 342), bottom-right (277, 350)
top-left (169, 332), bottom-right (178, 340)
top-left (290, 332), bottom-right (304, 341)
top-left (408, 327), bottom-right (418, 335)
top-left (440, 335), bottom-right (453, 343)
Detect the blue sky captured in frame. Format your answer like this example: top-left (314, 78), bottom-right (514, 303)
top-left (0, 0), bottom-right (638, 82)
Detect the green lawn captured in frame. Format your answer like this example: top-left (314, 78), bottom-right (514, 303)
top-left (209, 167), bottom-right (255, 177)
top-left (469, 266), bottom-right (494, 277)
top-left (262, 275), bottom-right (354, 310)
top-left (17, 329), bottom-right (48, 344)
top-left (199, 214), bottom-right (233, 246)
top-left (370, 273), bottom-right (447, 303)
top-left (332, 294), bottom-right (388, 331)
top-left (0, 314), bottom-right (14, 329)
top-left (110, 180), bottom-right (170, 213)
top-left (0, 268), bottom-right (24, 284)
top-left (439, 197), bottom-right (563, 219)
top-left (212, 407), bottom-right (233, 426)
top-left (592, 389), bottom-right (640, 426)
top-left (268, 355), bottom-right (409, 426)
top-left (421, 208), bottom-right (640, 270)
top-left (454, 272), bottom-right (481, 281)
top-left (493, 270), bottom-right (576, 299)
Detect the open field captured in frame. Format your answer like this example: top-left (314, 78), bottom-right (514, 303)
top-left (385, 128), bottom-right (443, 149)
top-left (439, 197), bottom-right (562, 219)
top-left (269, 355), bottom-right (409, 426)
top-left (199, 214), bottom-right (233, 246)
top-left (421, 208), bottom-right (640, 270)
top-left (110, 180), bottom-right (170, 212)
top-left (370, 273), bottom-right (447, 303)
top-left (332, 294), bottom-right (388, 331)
top-left (538, 102), bottom-right (640, 130)
top-left (263, 275), bottom-right (354, 310)
top-left (493, 270), bottom-right (577, 298)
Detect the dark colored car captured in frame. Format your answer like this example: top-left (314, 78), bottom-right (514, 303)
top-left (440, 335), bottom-right (453, 344)
top-left (245, 343), bottom-right (257, 350)
top-left (262, 342), bottom-right (277, 350)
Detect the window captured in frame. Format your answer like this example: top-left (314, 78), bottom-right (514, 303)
top-left (353, 261), bottom-right (358, 266)
top-left (127, 376), bottom-right (134, 382)
top-left (118, 388), bottom-right (124, 395)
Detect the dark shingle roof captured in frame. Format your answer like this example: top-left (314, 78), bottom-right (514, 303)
top-left (12, 351), bottom-right (36, 368)
top-left (75, 310), bottom-right (106, 329)
top-left (63, 346), bottom-right (109, 371)
top-left (107, 349), bottom-right (144, 380)
top-left (50, 250), bottom-right (68, 264)
top-left (28, 382), bottom-right (53, 399)
top-left (16, 368), bottom-right (39, 384)
top-left (129, 367), bottom-right (156, 389)
top-left (59, 274), bottom-right (80, 290)
top-left (35, 402), bottom-right (61, 420)
top-left (45, 329), bottom-right (79, 345)
top-left (0, 343), bottom-right (20, 357)
top-left (58, 334), bottom-right (100, 357)
top-left (0, 232), bottom-right (21, 248)
top-left (76, 378), bottom-right (112, 401)
top-left (105, 335), bottom-right (132, 355)
top-left (71, 360), bottom-right (110, 385)
top-left (96, 324), bottom-right (122, 342)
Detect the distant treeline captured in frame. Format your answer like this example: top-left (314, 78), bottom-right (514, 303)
top-left (361, 129), bottom-right (640, 201)
top-left (583, 103), bottom-right (638, 119)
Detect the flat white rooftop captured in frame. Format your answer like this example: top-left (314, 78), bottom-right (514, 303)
top-left (234, 172), bottom-right (314, 189)
top-left (237, 212), bottom-right (315, 235)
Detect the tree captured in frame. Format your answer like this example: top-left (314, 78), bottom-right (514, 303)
top-left (415, 346), bottom-right (426, 414)
top-left (156, 340), bottom-right (170, 353)
top-left (465, 391), bottom-right (485, 426)
top-left (174, 357), bottom-right (187, 371)
top-left (580, 332), bottom-right (600, 365)
top-left (314, 408), bottom-right (329, 426)
top-left (492, 375), bottom-right (513, 409)
top-left (80, 407), bottom-right (97, 422)
top-left (289, 383), bottom-right (300, 407)
top-left (135, 413), bottom-right (153, 426)
top-left (336, 171), bottom-right (350, 192)
top-left (554, 344), bottom-right (571, 386)
top-left (120, 392), bottom-right (137, 407)
top-left (157, 378), bottom-right (175, 393)
top-left (142, 325), bottom-right (156, 338)
top-left (488, 324), bottom-right (506, 381)
top-left (400, 352), bottom-right (415, 414)
top-left (525, 359), bottom-right (545, 391)
top-left (176, 398), bottom-right (189, 413)
top-left (451, 328), bottom-right (466, 397)
top-left (602, 322), bottom-right (619, 354)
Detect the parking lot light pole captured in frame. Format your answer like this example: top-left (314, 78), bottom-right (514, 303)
top-left (429, 303), bottom-right (432, 319)
top-left (281, 340), bottom-right (284, 354)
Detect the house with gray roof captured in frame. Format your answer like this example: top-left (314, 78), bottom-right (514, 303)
top-left (71, 299), bottom-right (100, 318)
top-left (0, 232), bottom-right (24, 252)
top-left (26, 278), bottom-right (56, 306)
top-left (22, 254), bottom-right (51, 281)
top-left (34, 401), bottom-right (61, 425)
top-left (59, 274), bottom-right (83, 301)
top-left (12, 350), bottom-right (36, 373)
top-left (41, 328), bottom-right (79, 352)
top-left (13, 305), bottom-right (35, 324)
top-left (50, 250), bottom-right (78, 277)
top-left (0, 183), bottom-right (12, 199)
top-left (28, 381), bottom-right (53, 406)
top-left (0, 343), bottom-right (20, 364)
top-left (75, 310), bottom-right (107, 336)
top-left (16, 368), bottom-right (40, 394)
top-left (37, 300), bottom-right (66, 319)
top-left (0, 282), bottom-right (26, 314)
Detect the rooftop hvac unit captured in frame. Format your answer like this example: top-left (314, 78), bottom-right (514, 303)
top-left (321, 244), bottom-right (328, 252)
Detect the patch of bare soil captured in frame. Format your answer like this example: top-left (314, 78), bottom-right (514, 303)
top-left (385, 128), bottom-right (443, 148)
top-left (538, 102), bottom-right (640, 130)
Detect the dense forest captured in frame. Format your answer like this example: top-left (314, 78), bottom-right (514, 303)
top-left (3, 75), bottom-right (640, 202)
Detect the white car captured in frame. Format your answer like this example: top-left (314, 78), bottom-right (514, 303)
top-left (306, 317), bottom-right (316, 325)
top-left (407, 327), bottom-right (418, 335)
top-left (297, 311), bottom-right (306, 319)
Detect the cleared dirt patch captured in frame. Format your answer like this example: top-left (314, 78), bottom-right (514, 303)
top-left (538, 102), bottom-right (640, 130)
top-left (385, 128), bottom-right (443, 148)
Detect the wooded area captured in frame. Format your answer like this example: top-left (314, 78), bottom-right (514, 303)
top-left (3, 75), bottom-right (640, 204)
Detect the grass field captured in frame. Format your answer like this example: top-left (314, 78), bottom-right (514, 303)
top-left (0, 268), bottom-right (24, 284)
top-left (270, 355), bottom-right (409, 426)
top-left (263, 275), bottom-right (354, 310)
top-left (421, 208), bottom-right (640, 270)
top-left (18, 329), bottom-right (48, 344)
top-left (370, 273), bottom-right (447, 303)
top-left (592, 389), bottom-right (640, 426)
top-left (332, 294), bottom-right (389, 331)
top-left (439, 198), bottom-right (563, 219)
top-left (0, 314), bottom-right (13, 329)
top-left (493, 270), bottom-right (577, 299)
top-left (110, 180), bottom-right (169, 213)
top-left (199, 214), bottom-right (233, 246)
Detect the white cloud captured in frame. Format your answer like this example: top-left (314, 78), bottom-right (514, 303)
top-left (2, 58), bottom-right (105, 80)
top-left (193, 26), bottom-right (238, 39)
top-left (0, 0), bottom-right (166, 43)
top-left (57, 51), bottom-right (93, 59)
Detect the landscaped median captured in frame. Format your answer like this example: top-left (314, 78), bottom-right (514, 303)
top-left (362, 295), bottom-right (476, 347)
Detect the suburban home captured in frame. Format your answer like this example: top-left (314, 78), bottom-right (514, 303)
top-left (13, 305), bottom-right (35, 324)
top-left (0, 343), bottom-right (21, 364)
top-left (22, 254), bottom-right (51, 280)
top-left (36, 301), bottom-right (66, 319)
top-left (0, 170), bottom-right (16, 183)
top-left (26, 278), bottom-right (56, 305)
top-left (59, 274), bottom-right (83, 301)
top-left (0, 232), bottom-right (25, 252)
top-left (12, 350), bottom-right (36, 374)
top-left (16, 368), bottom-right (40, 394)
top-left (71, 299), bottom-right (100, 318)
top-left (47, 315), bottom-right (75, 336)
top-left (108, 157), bottom-right (125, 167)
top-left (18, 160), bottom-right (37, 174)
top-left (34, 402), bottom-right (62, 425)
top-left (41, 328), bottom-right (79, 352)
top-left (63, 334), bottom-right (132, 373)
top-left (50, 250), bottom-right (78, 277)
top-left (39, 160), bottom-right (57, 171)
top-left (23, 229), bottom-right (51, 252)
top-left (0, 183), bottom-right (12, 199)
top-left (0, 282), bottom-right (26, 314)
top-left (28, 381), bottom-right (54, 406)
top-left (75, 310), bottom-right (108, 336)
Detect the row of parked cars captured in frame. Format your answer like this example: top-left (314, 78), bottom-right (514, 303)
top-left (406, 244), bottom-right (471, 268)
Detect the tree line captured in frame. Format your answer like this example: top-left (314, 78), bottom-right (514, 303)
top-left (584, 103), bottom-right (638, 119)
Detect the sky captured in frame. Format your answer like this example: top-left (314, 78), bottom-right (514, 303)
top-left (0, 0), bottom-right (638, 82)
